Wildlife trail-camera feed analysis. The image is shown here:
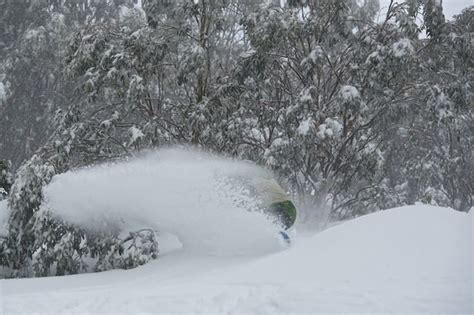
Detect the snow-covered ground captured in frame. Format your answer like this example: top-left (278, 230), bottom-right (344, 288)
top-left (0, 150), bottom-right (472, 313)
top-left (1, 204), bottom-right (471, 314)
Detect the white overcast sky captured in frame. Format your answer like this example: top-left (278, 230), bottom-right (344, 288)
top-left (379, 0), bottom-right (473, 20)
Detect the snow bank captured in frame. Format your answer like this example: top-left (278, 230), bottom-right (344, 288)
top-left (2, 204), bottom-right (471, 313)
top-left (41, 148), bottom-right (282, 256)
top-left (198, 205), bottom-right (472, 314)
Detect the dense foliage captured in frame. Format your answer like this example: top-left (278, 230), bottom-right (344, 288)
top-left (0, 159), bottom-right (11, 200)
top-left (0, 0), bottom-right (472, 277)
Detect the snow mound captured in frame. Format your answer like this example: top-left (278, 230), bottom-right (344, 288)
top-left (41, 148), bottom-right (282, 256)
top-left (2, 205), bottom-right (471, 313)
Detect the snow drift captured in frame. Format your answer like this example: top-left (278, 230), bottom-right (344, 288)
top-left (2, 205), bottom-right (471, 314)
top-left (41, 148), bottom-right (283, 256)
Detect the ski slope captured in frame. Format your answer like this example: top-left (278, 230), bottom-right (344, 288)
top-left (1, 204), bottom-right (472, 314)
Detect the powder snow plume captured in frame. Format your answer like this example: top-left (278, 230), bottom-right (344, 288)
top-left (41, 147), bottom-right (283, 256)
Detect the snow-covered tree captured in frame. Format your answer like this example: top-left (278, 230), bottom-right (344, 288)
top-left (0, 160), bottom-right (12, 200)
top-left (0, 0), bottom-right (138, 170)
top-left (382, 5), bottom-right (473, 212)
top-left (0, 0), bottom-right (161, 278)
top-left (210, 0), bottom-right (426, 220)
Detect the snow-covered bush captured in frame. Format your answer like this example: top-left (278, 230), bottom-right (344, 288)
top-left (1, 154), bottom-right (159, 277)
top-left (95, 229), bottom-right (159, 271)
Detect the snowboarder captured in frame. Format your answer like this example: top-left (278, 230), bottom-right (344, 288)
top-left (236, 176), bottom-right (295, 244)
top-left (230, 167), bottom-right (297, 243)
top-left (248, 177), bottom-right (297, 231)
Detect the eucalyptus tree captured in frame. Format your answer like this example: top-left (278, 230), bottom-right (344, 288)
top-left (210, 0), bottom-right (425, 221)
top-left (0, 0), bottom-right (156, 278)
top-left (0, 0), bottom-right (138, 170)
